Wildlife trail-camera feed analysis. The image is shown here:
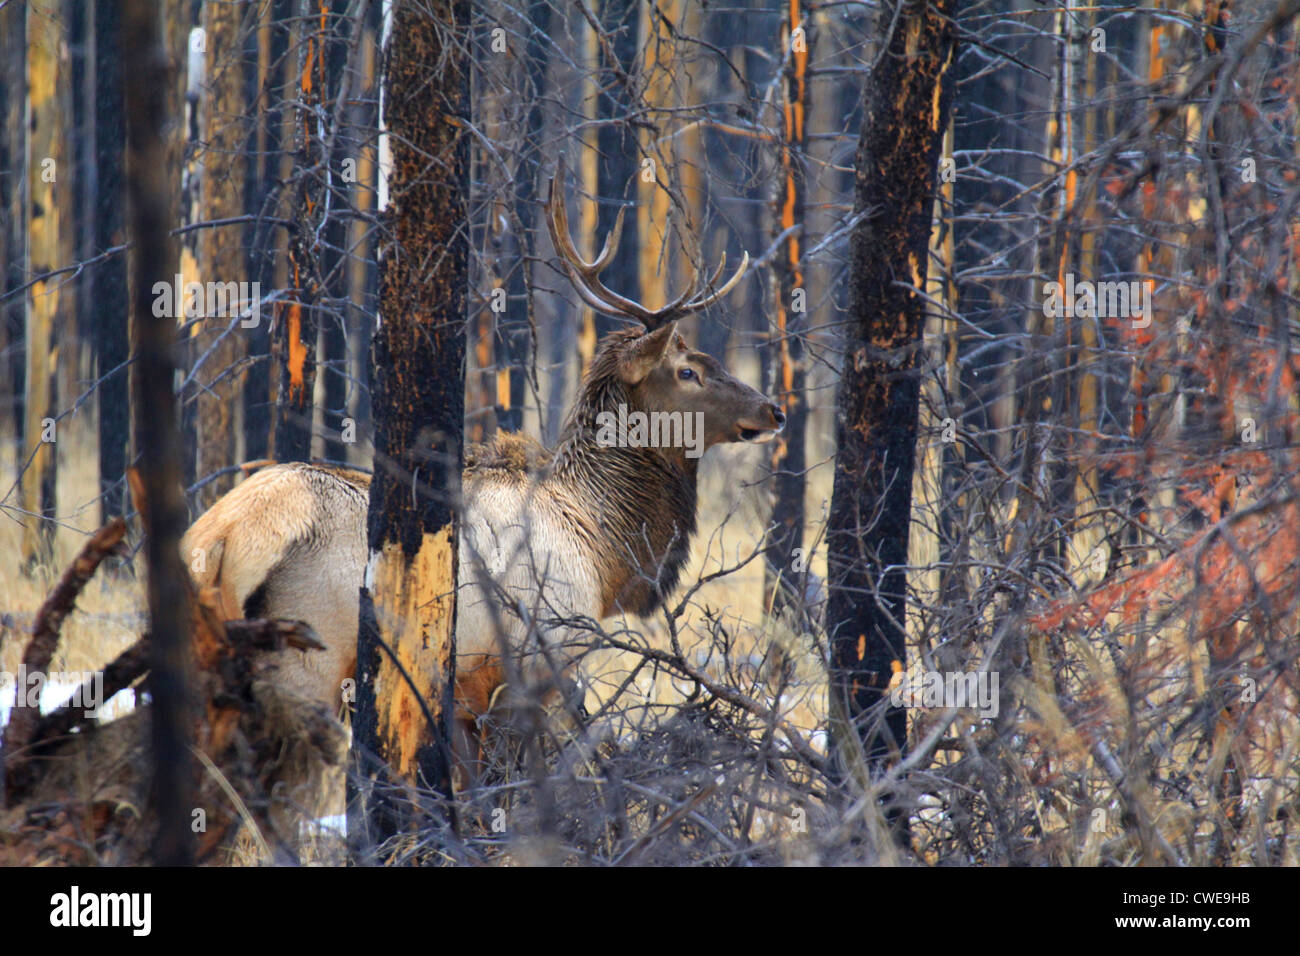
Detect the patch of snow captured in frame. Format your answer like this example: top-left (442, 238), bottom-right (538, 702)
top-left (0, 678), bottom-right (137, 729)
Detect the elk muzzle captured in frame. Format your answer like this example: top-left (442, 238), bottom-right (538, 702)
top-left (736, 402), bottom-right (785, 443)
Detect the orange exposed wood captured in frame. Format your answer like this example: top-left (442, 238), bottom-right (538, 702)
top-left (287, 263), bottom-right (308, 405)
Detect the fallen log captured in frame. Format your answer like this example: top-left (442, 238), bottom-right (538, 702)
top-left (1, 519), bottom-right (127, 804)
top-left (0, 520), bottom-right (346, 865)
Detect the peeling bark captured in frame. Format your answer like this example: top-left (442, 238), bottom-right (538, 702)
top-left (351, 0), bottom-right (469, 854)
top-left (765, 1), bottom-right (811, 625)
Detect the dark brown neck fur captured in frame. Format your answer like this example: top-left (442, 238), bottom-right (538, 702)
top-left (551, 329), bottom-right (699, 616)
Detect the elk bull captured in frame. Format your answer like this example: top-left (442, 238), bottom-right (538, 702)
top-left (181, 163), bottom-right (785, 783)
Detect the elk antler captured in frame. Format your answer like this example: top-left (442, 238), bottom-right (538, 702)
top-left (545, 156), bottom-right (749, 330)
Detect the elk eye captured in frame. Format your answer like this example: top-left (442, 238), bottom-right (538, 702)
top-left (678, 367), bottom-right (697, 382)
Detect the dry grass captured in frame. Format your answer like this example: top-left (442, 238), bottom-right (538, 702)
top-left (0, 516), bottom-right (145, 681)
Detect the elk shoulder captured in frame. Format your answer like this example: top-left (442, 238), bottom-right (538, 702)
top-left (464, 431), bottom-right (553, 479)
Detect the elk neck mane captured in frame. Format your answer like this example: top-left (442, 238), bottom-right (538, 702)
top-left (465, 327), bottom-right (699, 617)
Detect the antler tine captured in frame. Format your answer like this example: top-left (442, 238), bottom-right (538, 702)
top-left (696, 254), bottom-right (732, 303)
top-left (656, 244), bottom-right (718, 316)
top-left (676, 250), bottom-right (750, 316)
top-left (661, 250), bottom-right (727, 315)
top-left (589, 206), bottom-right (625, 272)
top-left (547, 161), bottom-right (624, 272)
top-left (546, 156), bottom-right (749, 330)
top-left (547, 159), bottom-right (654, 323)
top-left (636, 245), bottom-right (750, 320)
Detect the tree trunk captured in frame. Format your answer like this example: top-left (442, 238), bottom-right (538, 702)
top-left (636, 0), bottom-right (677, 314)
top-left (21, 0), bottom-right (67, 569)
top-left (123, 0), bottom-right (196, 867)
top-left (93, 0), bottom-right (131, 519)
top-left (351, 0), bottom-right (469, 854)
top-left (498, 0), bottom-right (550, 435)
top-left (194, 0), bottom-right (250, 502)
top-left (343, 2), bottom-right (381, 467)
top-left (317, 1), bottom-right (353, 464)
top-left (826, 0), bottom-right (957, 798)
top-left (0, 0), bottom-right (26, 485)
top-left (764, 1), bottom-right (811, 627)
top-left (242, 0), bottom-right (292, 464)
top-left (56, 1), bottom-right (103, 547)
top-left (271, 2), bottom-right (322, 464)
top-left (587, 0), bottom-right (640, 357)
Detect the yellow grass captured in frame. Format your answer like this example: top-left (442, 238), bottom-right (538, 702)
top-left (0, 513), bottom-right (144, 680)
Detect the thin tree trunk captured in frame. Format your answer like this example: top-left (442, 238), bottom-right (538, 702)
top-left (343, 3), bottom-right (380, 466)
top-left (764, 1), bottom-right (811, 626)
top-left (318, 1), bottom-right (354, 464)
top-left (594, 0), bottom-right (640, 334)
top-left (21, 1), bottom-right (67, 569)
top-left (94, 0), bottom-right (130, 519)
top-left (636, 0), bottom-right (678, 314)
top-left (271, 2), bottom-right (319, 463)
top-left (570, 4), bottom-right (601, 390)
top-left (194, 0), bottom-right (250, 502)
top-left (123, 0), bottom-right (195, 867)
top-left (59, 1), bottom-right (102, 545)
top-left (498, 0), bottom-right (550, 435)
top-left (826, 0), bottom-right (957, 803)
top-left (0, 0), bottom-right (26, 485)
top-left (470, 14), bottom-right (503, 445)
top-left (243, 0), bottom-right (292, 463)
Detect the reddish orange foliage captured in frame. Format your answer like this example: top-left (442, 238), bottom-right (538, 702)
top-left (1031, 342), bottom-right (1300, 640)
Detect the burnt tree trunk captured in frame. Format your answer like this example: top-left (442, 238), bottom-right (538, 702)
top-left (271, 8), bottom-right (325, 463)
top-left (194, 0), bottom-right (250, 501)
top-left (21, 0), bottom-right (66, 569)
top-left (764, 2), bottom-right (811, 627)
top-left (586, 0), bottom-right (640, 360)
top-left (93, 1), bottom-right (130, 518)
top-left (243, 1), bottom-right (292, 463)
top-left (318, 1), bottom-right (353, 463)
top-left (826, 0), bottom-right (957, 798)
top-left (123, 0), bottom-right (196, 867)
top-left (0, 0), bottom-right (25, 484)
top-left (496, 0), bottom-right (551, 435)
top-left (351, 0), bottom-right (469, 856)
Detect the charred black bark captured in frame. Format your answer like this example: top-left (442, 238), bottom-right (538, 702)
top-left (123, 0), bottom-right (195, 867)
top-left (826, 0), bottom-right (957, 805)
top-left (595, 0), bottom-right (641, 336)
top-left (351, 0), bottom-right (469, 857)
top-left (320, 1), bottom-right (355, 463)
top-left (93, 2), bottom-right (130, 518)
top-left (244, 1), bottom-right (294, 463)
top-left (271, 2), bottom-right (340, 464)
top-left (764, 8), bottom-right (812, 628)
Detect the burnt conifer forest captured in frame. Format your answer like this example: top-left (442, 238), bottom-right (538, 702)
top-left (1, 0), bottom-right (1299, 881)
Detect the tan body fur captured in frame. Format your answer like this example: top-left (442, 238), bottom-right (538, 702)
top-left (182, 453), bottom-right (602, 723)
top-left (183, 463), bottom-right (371, 710)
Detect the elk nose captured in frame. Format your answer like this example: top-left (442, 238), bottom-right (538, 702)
top-left (772, 406), bottom-right (787, 429)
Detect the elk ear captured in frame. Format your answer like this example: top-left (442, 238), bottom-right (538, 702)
top-left (618, 322), bottom-right (679, 385)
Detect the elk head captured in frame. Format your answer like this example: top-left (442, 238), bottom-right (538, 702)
top-left (546, 160), bottom-right (785, 459)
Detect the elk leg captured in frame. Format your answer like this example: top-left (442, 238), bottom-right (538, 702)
top-left (450, 713), bottom-right (483, 794)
